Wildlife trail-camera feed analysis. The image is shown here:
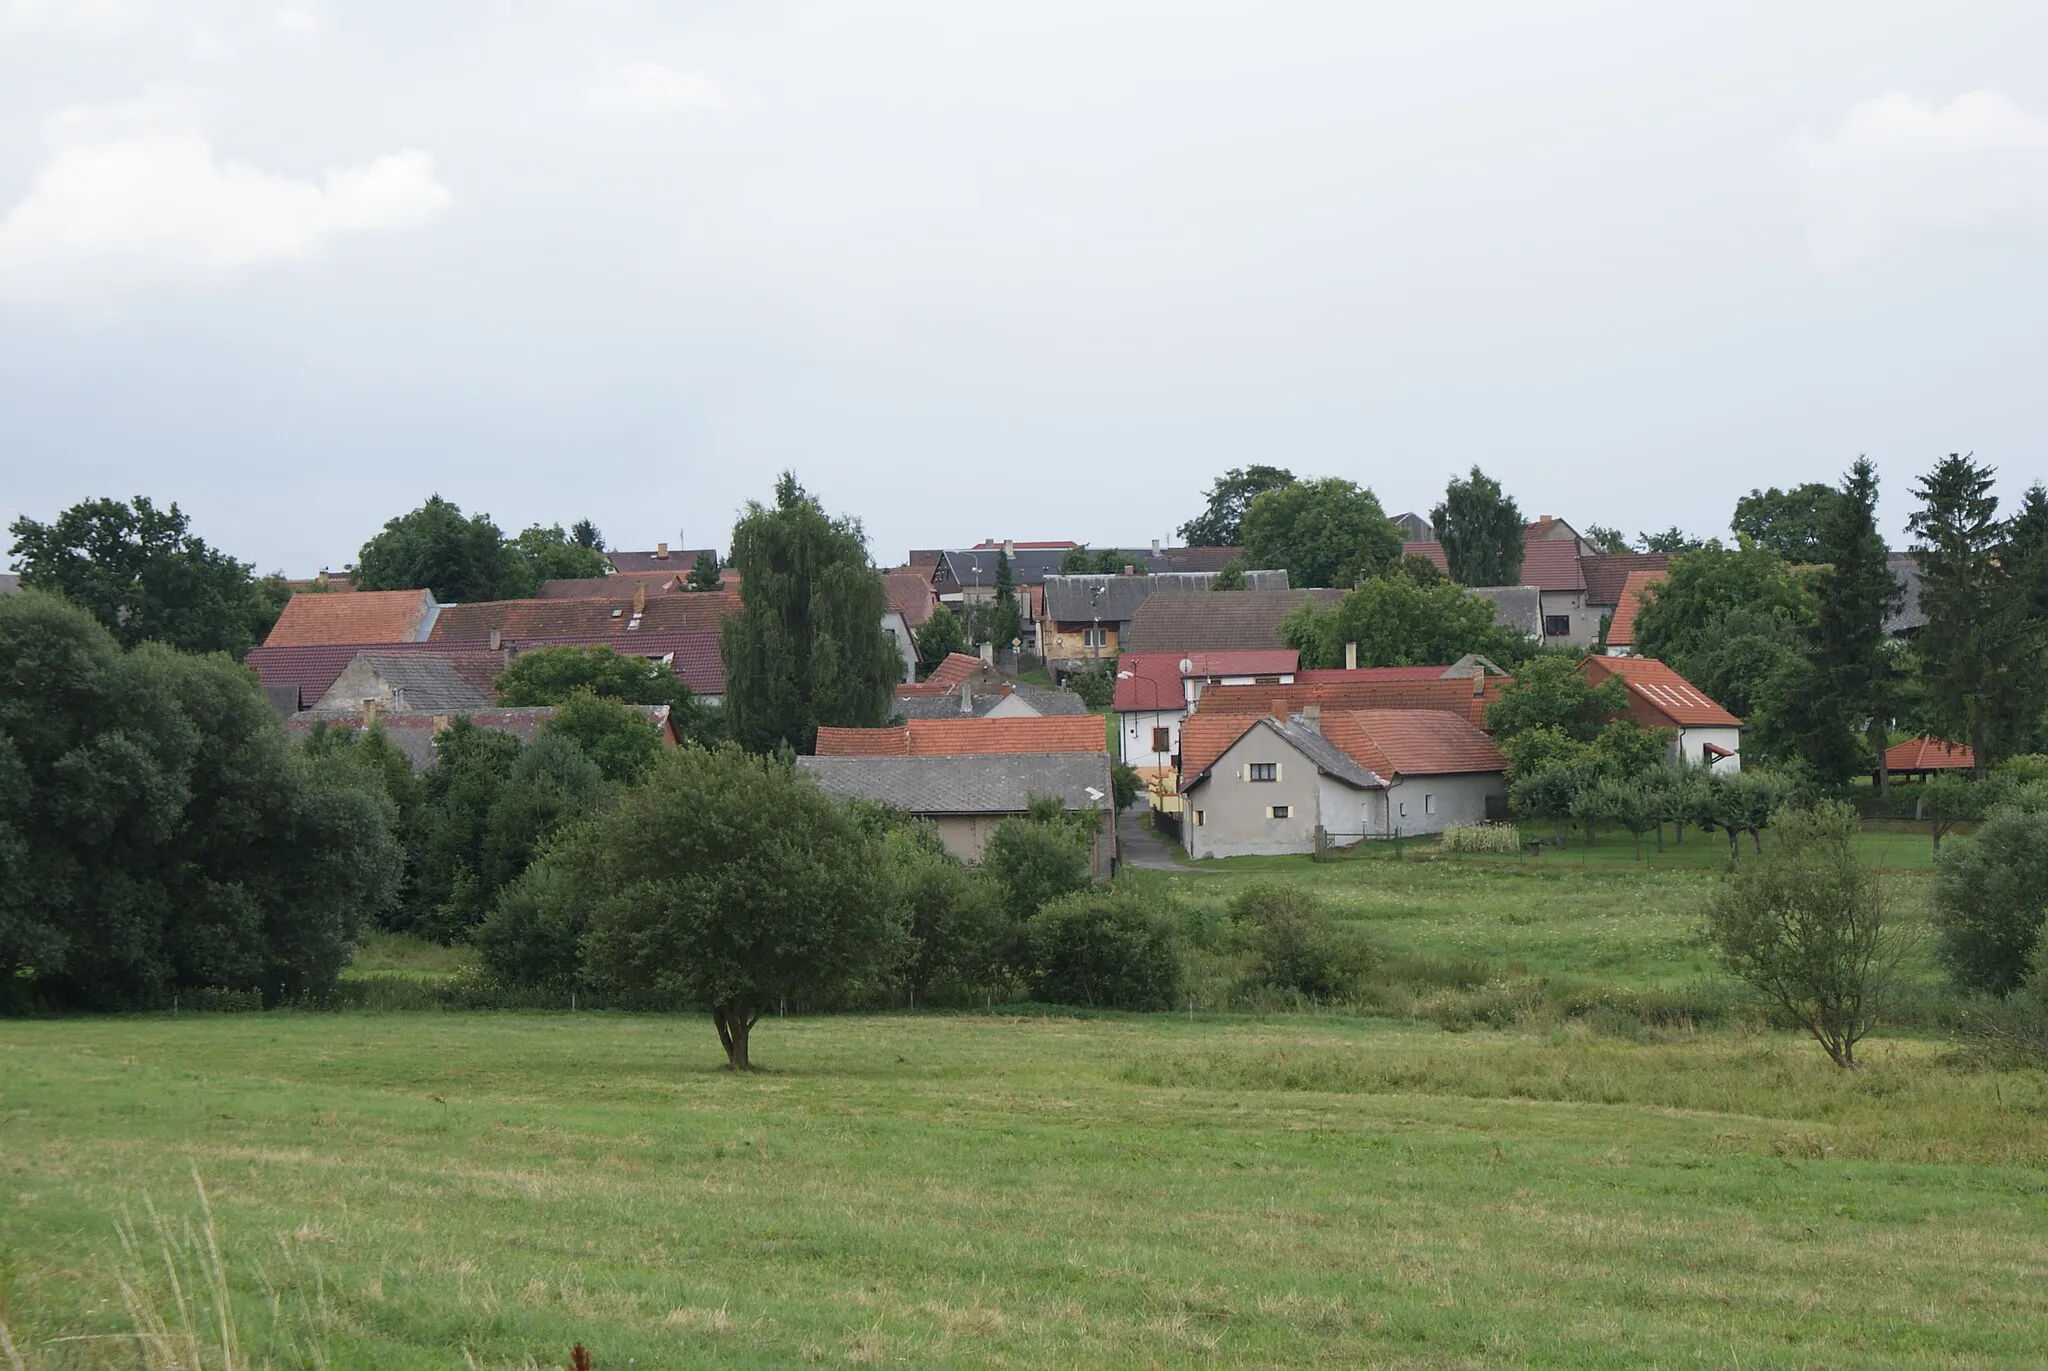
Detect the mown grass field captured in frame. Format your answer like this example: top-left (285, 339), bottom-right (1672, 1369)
top-left (4, 832), bottom-right (2043, 1369)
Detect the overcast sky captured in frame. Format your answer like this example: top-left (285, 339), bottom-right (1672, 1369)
top-left (2, 1), bottom-right (2045, 574)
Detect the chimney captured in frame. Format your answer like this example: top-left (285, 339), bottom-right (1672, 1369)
top-left (1344, 640), bottom-right (1358, 671)
top-left (1003, 539), bottom-right (1015, 558)
top-left (633, 582), bottom-right (648, 615)
top-left (489, 628), bottom-right (501, 651)
top-left (1301, 703), bottom-right (1322, 734)
top-left (656, 541), bottom-right (669, 560)
top-left (1151, 538), bottom-right (1161, 557)
top-left (960, 687), bottom-right (974, 715)
top-left (1122, 564), bottom-right (1136, 576)
top-left (979, 641), bottom-right (995, 666)
top-left (1271, 696), bottom-right (1289, 720)
top-left (1472, 671), bottom-right (1485, 698)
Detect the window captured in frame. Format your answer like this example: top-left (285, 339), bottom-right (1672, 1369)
top-left (1151, 726), bottom-right (1172, 753)
top-left (1269, 804), bottom-right (1290, 819)
top-left (1544, 614), bottom-right (1571, 637)
top-left (1397, 800), bottom-right (1408, 817)
top-left (1424, 793), bottom-right (1435, 815)
top-left (1193, 810), bottom-right (1205, 827)
top-left (1249, 762), bottom-right (1277, 782)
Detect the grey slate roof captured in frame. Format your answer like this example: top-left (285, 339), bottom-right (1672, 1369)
top-left (1465, 585), bottom-right (1542, 637)
top-left (1042, 570), bottom-right (1288, 624)
top-left (797, 752), bottom-right (1113, 815)
top-left (311, 653), bottom-right (497, 713)
top-left (893, 682), bottom-right (1092, 719)
top-left (938, 548), bottom-right (1071, 590)
top-left (1886, 556), bottom-right (1925, 634)
top-left (1276, 717), bottom-right (1385, 789)
top-left (1123, 589), bottom-right (1345, 653)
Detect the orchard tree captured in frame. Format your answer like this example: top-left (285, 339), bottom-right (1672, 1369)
top-left (1703, 801), bottom-right (1905, 1068)
top-left (719, 473), bottom-right (902, 754)
top-left (354, 495), bottom-right (524, 603)
top-left (1241, 477), bottom-right (1403, 588)
top-left (1731, 483), bottom-right (1838, 562)
top-left (1178, 465), bottom-right (1296, 547)
top-left (9, 496), bottom-right (277, 657)
top-left (1430, 466), bottom-right (1525, 587)
top-left (567, 745), bottom-right (899, 1069)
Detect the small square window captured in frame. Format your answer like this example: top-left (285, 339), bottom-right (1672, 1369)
top-left (1249, 762), bottom-right (1277, 782)
top-left (1544, 614), bottom-right (1571, 637)
top-left (1151, 726), bottom-right (1172, 752)
top-left (1270, 804), bottom-right (1290, 819)
top-left (1193, 810), bottom-right (1205, 826)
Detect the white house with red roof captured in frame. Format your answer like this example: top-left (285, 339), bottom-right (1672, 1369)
top-left (1112, 649), bottom-right (1296, 795)
top-left (1176, 705), bottom-right (1508, 857)
top-left (1579, 656), bottom-right (1743, 772)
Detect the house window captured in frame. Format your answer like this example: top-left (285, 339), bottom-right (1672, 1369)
top-left (1397, 800), bottom-right (1407, 817)
top-left (1424, 793), bottom-right (1435, 815)
top-left (1193, 810), bottom-right (1205, 827)
top-left (1249, 762), bottom-right (1277, 782)
top-left (1151, 726), bottom-right (1172, 753)
top-left (1269, 805), bottom-right (1290, 819)
top-left (1544, 614), bottom-right (1571, 637)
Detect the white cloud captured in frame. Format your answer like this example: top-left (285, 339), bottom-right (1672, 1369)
top-left (0, 122), bottom-right (449, 309)
top-left (1784, 89), bottom-right (2048, 269)
top-left (583, 62), bottom-right (752, 118)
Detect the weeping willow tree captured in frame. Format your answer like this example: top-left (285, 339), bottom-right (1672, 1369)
top-left (719, 473), bottom-right (902, 754)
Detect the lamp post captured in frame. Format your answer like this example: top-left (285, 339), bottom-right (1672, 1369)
top-left (1090, 584), bottom-right (1104, 670)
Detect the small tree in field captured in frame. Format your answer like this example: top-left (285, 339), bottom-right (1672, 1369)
top-left (569, 745), bottom-right (897, 1069)
top-left (1918, 772), bottom-right (1983, 857)
top-left (1595, 775), bottom-right (1659, 860)
top-left (1703, 801), bottom-right (1906, 1068)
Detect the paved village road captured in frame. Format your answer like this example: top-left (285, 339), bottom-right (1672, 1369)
top-left (1118, 806), bottom-right (1192, 872)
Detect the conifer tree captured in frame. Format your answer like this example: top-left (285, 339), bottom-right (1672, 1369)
top-left (1908, 454), bottom-right (2027, 774)
top-left (1808, 459), bottom-right (1903, 789)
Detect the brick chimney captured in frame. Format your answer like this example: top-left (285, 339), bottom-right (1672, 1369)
top-left (633, 582), bottom-right (647, 615)
top-left (1301, 703), bottom-right (1322, 734)
top-left (656, 541), bottom-right (669, 560)
top-left (1344, 640), bottom-right (1358, 671)
top-left (1271, 696), bottom-right (1289, 719)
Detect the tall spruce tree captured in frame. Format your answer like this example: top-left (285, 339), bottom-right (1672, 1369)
top-left (1808, 459), bottom-right (1903, 789)
top-left (718, 474), bottom-right (901, 754)
top-left (1430, 466), bottom-right (1525, 586)
top-left (1907, 454), bottom-right (2028, 775)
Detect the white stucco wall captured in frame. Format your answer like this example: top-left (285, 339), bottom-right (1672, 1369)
top-left (1539, 590), bottom-right (1603, 648)
top-left (1385, 772), bottom-right (1504, 836)
top-left (880, 611), bottom-right (918, 684)
top-left (1183, 726), bottom-right (1333, 858)
top-left (1117, 707), bottom-right (1186, 769)
top-left (1674, 726), bottom-right (1743, 773)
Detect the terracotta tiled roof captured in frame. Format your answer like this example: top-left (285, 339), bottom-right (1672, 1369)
top-left (1112, 649), bottom-right (1298, 712)
top-left (882, 571), bottom-right (938, 630)
top-left (1123, 589), bottom-right (1344, 654)
top-left (909, 653), bottom-right (984, 691)
top-left (1581, 553), bottom-right (1669, 607)
top-left (1177, 711), bottom-right (1263, 779)
top-left (1402, 522), bottom-right (1600, 592)
top-left (1579, 656), bottom-right (1740, 727)
top-left (1325, 709), bottom-right (1505, 777)
top-left (1292, 666), bottom-right (1451, 683)
top-left (428, 592), bottom-right (738, 641)
top-left (1883, 736), bottom-right (1975, 772)
top-left (815, 715), bottom-right (1108, 758)
top-left (1604, 569), bottom-right (1664, 648)
top-left (1400, 540), bottom-right (1450, 572)
top-left (1195, 676), bottom-right (1504, 729)
top-left (262, 589), bottom-right (434, 648)
top-left (536, 573), bottom-right (680, 600)
top-left (1160, 546), bottom-right (1246, 573)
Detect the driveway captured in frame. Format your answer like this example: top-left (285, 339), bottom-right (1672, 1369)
top-left (1118, 805), bottom-right (1190, 872)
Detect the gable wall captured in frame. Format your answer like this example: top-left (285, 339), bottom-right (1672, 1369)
top-left (1183, 725), bottom-right (1325, 858)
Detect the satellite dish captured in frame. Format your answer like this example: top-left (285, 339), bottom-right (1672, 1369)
top-left (1179, 658), bottom-right (1194, 675)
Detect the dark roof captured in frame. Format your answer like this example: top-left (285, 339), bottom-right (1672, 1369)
top-left (0, 573), bottom-right (20, 596)
top-left (882, 571), bottom-right (938, 630)
top-left (608, 549), bottom-right (714, 573)
top-left (1159, 546), bottom-right (1245, 573)
top-left (429, 592), bottom-right (737, 640)
top-left (311, 652), bottom-right (499, 713)
top-left (1123, 589), bottom-right (1344, 653)
top-left (894, 682), bottom-right (1091, 719)
top-left (248, 643), bottom-right (511, 710)
top-left (285, 705), bottom-right (674, 772)
top-left (1581, 553), bottom-right (1670, 606)
top-left (1887, 557), bottom-right (1926, 634)
top-left (1042, 570), bottom-right (1288, 625)
top-left (937, 548), bottom-right (1071, 590)
top-left (537, 572), bottom-right (680, 600)
top-left (796, 752), bottom-right (1113, 815)
top-left (261, 682), bottom-right (302, 715)
top-left (1467, 585), bottom-right (1542, 637)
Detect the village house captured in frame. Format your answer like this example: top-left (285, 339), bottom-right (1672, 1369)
top-left (1177, 705), bottom-right (1508, 857)
top-left (1040, 571), bottom-right (1289, 676)
top-left (284, 704), bottom-right (679, 772)
top-left (1578, 656), bottom-right (1743, 771)
top-left (1111, 650), bottom-right (1297, 802)
top-left (797, 752), bottom-right (1117, 872)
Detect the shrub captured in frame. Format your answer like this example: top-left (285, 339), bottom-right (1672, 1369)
top-left (983, 814), bottom-right (1091, 920)
top-left (1226, 884), bottom-right (1379, 1000)
top-left (1439, 822), bottom-right (1524, 855)
top-left (1065, 668), bottom-right (1115, 710)
top-left (1025, 885), bottom-right (1183, 1010)
top-left (1931, 807), bottom-right (2048, 996)
top-left (886, 827), bottom-right (1004, 1004)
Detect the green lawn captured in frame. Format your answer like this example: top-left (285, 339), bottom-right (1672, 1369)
top-left (4, 1009), bottom-right (2045, 1369)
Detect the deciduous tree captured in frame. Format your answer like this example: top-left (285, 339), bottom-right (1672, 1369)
top-left (1931, 806), bottom-right (2048, 996)
top-left (1731, 483), bottom-right (1838, 562)
top-left (1178, 465), bottom-right (1296, 547)
top-left (1486, 656), bottom-right (1627, 743)
top-left (1241, 478), bottom-right (1402, 589)
top-left (354, 495), bottom-right (525, 603)
top-left (1430, 466), bottom-right (1525, 587)
top-left (719, 474), bottom-right (902, 754)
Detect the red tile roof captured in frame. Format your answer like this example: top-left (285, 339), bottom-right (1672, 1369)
top-left (1579, 656), bottom-right (1740, 728)
top-left (1177, 712), bottom-right (1263, 779)
top-left (1112, 650), bottom-right (1298, 712)
top-left (1195, 676), bottom-right (1504, 729)
top-left (428, 592), bottom-right (738, 641)
top-left (1883, 736), bottom-right (1975, 772)
top-left (898, 653), bottom-right (984, 695)
top-left (263, 589), bottom-right (434, 648)
top-left (882, 571), bottom-right (938, 631)
top-left (1324, 709), bottom-right (1505, 777)
top-left (1400, 521), bottom-right (1594, 592)
top-left (1292, 666), bottom-right (1454, 683)
top-left (1603, 569), bottom-right (1663, 648)
top-left (1581, 553), bottom-right (1670, 606)
top-left (536, 573), bottom-right (680, 600)
top-left (815, 716), bottom-right (1107, 757)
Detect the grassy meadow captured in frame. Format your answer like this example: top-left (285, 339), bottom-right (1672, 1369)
top-left (3, 828), bottom-right (2045, 1368)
